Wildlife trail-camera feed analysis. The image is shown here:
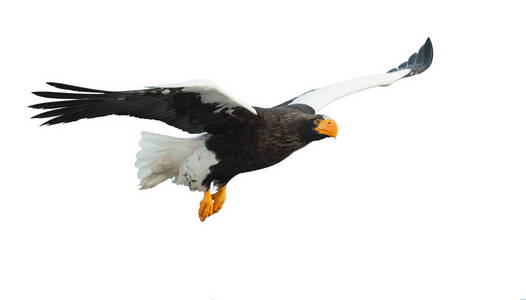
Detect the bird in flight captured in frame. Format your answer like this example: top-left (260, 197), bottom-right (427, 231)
top-left (30, 38), bottom-right (433, 221)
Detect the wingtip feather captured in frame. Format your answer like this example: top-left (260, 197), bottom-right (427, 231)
top-left (45, 82), bottom-right (110, 93)
top-left (388, 37), bottom-right (434, 76)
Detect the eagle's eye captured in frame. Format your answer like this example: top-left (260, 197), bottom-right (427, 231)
top-left (313, 119), bottom-right (320, 126)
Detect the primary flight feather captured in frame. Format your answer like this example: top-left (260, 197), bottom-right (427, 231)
top-left (30, 38), bottom-right (433, 221)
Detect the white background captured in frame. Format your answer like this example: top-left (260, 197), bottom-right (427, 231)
top-left (1, 1), bottom-right (525, 299)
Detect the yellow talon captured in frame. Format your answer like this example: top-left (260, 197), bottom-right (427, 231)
top-left (198, 190), bottom-right (213, 222)
top-left (212, 186), bottom-right (227, 214)
top-left (198, 186), bottom-right (227, 221)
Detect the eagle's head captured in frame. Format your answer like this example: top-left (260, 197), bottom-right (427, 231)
top-left (303, 114), bottom-right (338, 141)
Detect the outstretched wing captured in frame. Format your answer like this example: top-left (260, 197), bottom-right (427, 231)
top-left (30, 79), bottom-right (258, 134)
top-left (276, 38), bottom-right (433, 113)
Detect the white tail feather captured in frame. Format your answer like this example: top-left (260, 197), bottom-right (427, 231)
top-left (136, 132), bottom-right (203, 189)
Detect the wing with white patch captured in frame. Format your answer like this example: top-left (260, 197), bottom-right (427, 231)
top-left (278, 38), bottom-right (433, 113)
top-left (30, 79), bottom-right (257, 134)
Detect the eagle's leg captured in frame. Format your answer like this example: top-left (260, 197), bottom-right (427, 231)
top-left (198, 190), bottom-right (214, 222)
top-left (212, 186), bottom-right (227, 214)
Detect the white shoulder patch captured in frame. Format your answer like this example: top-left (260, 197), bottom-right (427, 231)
top-left (290, 70), bottom-right (411, 112)
top-left (149, 79), bottom-right (257, 116)
top-left (289, 38), bottom-right (433, 113)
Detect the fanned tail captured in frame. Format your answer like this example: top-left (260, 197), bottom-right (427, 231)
top-left (136, 132), bottom-right (203, 189)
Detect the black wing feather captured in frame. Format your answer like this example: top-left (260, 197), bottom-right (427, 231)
top-left (388, 37), bottom-right (433, 76)
top-left (30, 84), bottom-right (256, 134)
top-left (29, 99), bottom-right (102, 109)
top-left (32, 91), bottom-right (110, 99)
top-left (46, 82), bottom-right (111, 93)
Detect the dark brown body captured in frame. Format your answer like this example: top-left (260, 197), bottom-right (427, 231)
top-left (204, 107), bottom-right (317, 187)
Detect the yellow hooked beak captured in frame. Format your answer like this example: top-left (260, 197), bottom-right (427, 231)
top-left (315, 118), bottom-right (338, 138)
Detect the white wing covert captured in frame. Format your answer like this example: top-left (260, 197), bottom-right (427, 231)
top-left (284, 38), bottom-right (433, 113)
top-left (148, 79), bottom-right (257, 115)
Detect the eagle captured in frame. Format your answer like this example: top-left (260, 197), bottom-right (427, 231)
top-left (30, 38), bottom-right (433, 221)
